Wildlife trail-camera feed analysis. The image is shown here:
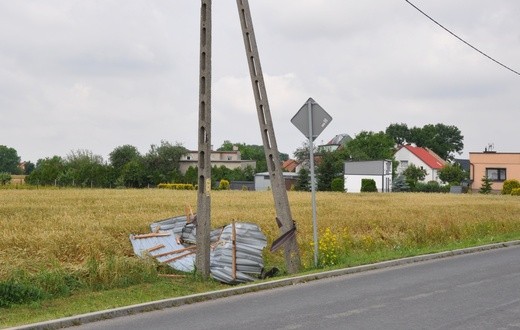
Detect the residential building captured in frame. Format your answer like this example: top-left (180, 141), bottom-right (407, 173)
top-left (394, 145), bottom-right (446, 183)
top-left (282, 159), bottom-right (299, 172)
top-left (469, 151), bottom-right (520, 192)
top-left (318, 133), bottom-right (353, 153)
top-left (344, 160), bottom-right (393, 193)
top-left (254, 172), bottom-right (298, 191)
top-left (179, 149), bottom-right (256, 174)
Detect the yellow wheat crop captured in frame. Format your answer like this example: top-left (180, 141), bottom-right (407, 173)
top-left (1, 189), bottom-right (520, 279)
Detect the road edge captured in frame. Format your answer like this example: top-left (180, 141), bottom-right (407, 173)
top-left (8, 240), bottom-right (520, 330)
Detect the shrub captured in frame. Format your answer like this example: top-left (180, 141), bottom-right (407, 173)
top-left (361, 179), bottom-right (377, 192)
top-left (295, 168), bottom-right (310, 191)
top-left (415, 181), bottom-right (449, 193)
top-left (0, 172), bottom-right (11, 185)
top-left (511, 188), bottom-right (520, 196)
top-left (331, 178), bottom-right (344, 192)
top-left (218, 179), bottom-right (230, 190)
top-left (479, 176), bottom-right (492, 194)
top-left (157, 183), bottom-right (195, 190)
top-left (392, 174), bottom-right (409, 192)
top-left (502, 179), bottom-right (520, 195)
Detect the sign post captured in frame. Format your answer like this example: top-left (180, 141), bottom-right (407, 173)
top-left (291, 98), bottom-right (332, 267)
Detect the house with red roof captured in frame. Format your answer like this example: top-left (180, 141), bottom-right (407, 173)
top-left (394, 145), bottom-right (446, 183)
top-left (282, 159), bottom-right (299, 172)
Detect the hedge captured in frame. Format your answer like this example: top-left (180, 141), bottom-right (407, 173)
top-left (157, 183), bottom-right (195, 190)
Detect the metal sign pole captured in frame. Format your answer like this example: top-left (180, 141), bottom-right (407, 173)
top-left (291, 97), bottom-right (332, 268)
top-left (307, 99), bottom-right (319, 267)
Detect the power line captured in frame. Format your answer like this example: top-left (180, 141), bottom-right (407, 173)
top-left (405, 0), bottom-right (520, 77)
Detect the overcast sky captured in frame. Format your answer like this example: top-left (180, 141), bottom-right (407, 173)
top-left (1, 0), bottom-right (519, 163)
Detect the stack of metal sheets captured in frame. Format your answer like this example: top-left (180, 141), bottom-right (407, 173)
top-left (130, 217), bottom-right (267, 284)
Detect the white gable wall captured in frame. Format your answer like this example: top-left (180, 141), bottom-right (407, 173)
top-left (394, 148), bottom-right (440, 183)
top-left (343, 160), bottom-right (393, 193)
top-left (344, 174), bottom-right (392, 193)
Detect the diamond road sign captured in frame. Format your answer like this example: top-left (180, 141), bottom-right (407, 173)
top-left (291, 98), bottom-right (332, 141)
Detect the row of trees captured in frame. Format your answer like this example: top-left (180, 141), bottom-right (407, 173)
top-left (25, 141), bottom-right (188, 188)
top-left (3, 141), bottom-right (260, 188)
top-left (292, 123), bottom-right (465, 192)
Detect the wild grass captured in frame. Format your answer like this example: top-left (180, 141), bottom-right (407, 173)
top-left (1, 189), bottom-right (520, 326)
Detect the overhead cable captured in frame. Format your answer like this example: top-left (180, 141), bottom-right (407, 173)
top-left (405, 0), bottom-right (520, 76)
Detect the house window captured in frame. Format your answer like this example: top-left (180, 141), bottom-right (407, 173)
top-left (227, 156), bottom-right (232, 160)
top-left (486, 168), bottom-right (506, 181)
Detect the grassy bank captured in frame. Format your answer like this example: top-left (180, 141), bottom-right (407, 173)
top-left (1, 189), bottom-right (520, 327)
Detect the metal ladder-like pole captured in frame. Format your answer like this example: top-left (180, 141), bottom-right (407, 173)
top-left (235, 0), bottom-right (301, 273)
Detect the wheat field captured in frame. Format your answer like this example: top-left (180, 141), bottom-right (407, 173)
top-left (2, 188), bottom-right (520, 280)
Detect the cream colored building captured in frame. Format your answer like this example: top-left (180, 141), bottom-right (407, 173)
top-left (469, 152), bottom-right (520, 192)
top-left (179, 149), bottom-right (256, 174)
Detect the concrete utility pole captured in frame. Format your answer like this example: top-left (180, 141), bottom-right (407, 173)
top-left (196, 0), bottom-right (212, 278)
top-left (235, 0), bottom-right (301, 273)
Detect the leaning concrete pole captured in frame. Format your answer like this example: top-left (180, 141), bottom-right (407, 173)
top-left (235, 0), bottom-right (301, 273)
top-left (196, 0), bottom-right (212, 278)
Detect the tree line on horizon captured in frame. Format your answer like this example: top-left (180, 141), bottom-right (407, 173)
top-left (1, 122), bottom-right (464, 190)
top-left (0, 141), bottom-right (287, 188)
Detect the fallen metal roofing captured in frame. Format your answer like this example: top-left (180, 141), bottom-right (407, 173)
top-left (129, 215), bottom-right (268, 284)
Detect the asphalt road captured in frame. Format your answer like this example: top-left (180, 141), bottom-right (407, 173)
top-left (68, 244), bottom-right (520, 330)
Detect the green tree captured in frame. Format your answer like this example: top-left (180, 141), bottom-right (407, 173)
top-left (331, 177), bottom-right (344, 192)
top-left (211, 165), bottom-right (231, 186)
top-left (342, 131), bottom-right (395, 161)
top-left (0, 145), bottom-right (21, 174)
top-left (402, 164), bottom-right (427, 191)
top-left (392, 174), bottom-right (410, 192)
top-left (316, 151), bottom-right (342, 191)
top-left (109, 145), bottom-right (141, 173)
top-left (65, 150), bottom-right (107, 187)
top-left (293, 141), bottom-right (317, 171)
top-left (143, 141), bottom-right (187, 185)
top-left (408, 124), bottom-right (463, 161)
top-left (26, 156), bottom-right (65, 185)
top-left (23, 161), bottom-right (35, 175)
top-left (0, 172), bottom-right (11, 185)
top-left (479, 175), bottom-right (492, 194)
top-left (241, 165), bottom-right (255, 181)
top-left (438, 163), bottom-right (466, 185)
top-left (109, 145), bottom-right (143, 187)
top-left (56, 168), bottom-right (77, 186)
top-left (295, 167), bottom-right (310, 191)
top-left (120, 159), bottom-right (146, 188)
top-left (184, 166), bottom-right (198, 185)
top-left (385, 123), bottom-right (410, 145)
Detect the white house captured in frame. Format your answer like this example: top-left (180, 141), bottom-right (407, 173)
top-left (394, 145), bottom-right (446, 183)
top-left (344, 160), bottom-right (393, 193)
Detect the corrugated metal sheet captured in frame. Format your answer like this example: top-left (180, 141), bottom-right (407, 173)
top-left (129, 216), bottom-right (267, 284)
